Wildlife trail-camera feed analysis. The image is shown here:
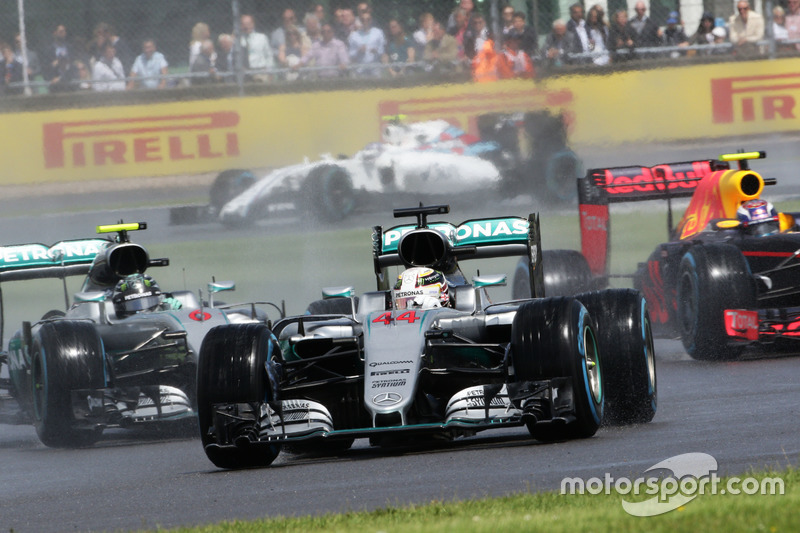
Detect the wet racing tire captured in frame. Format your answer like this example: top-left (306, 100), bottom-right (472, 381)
top-left (31, 321), bottom-right (105, 447)
top-left (209, 169), bottom-right (256, 215)
top-left (544, 149), bottom-right (582, 203)
top-left (677, 244), bottom-right (756, 361)
top-left (305, 297), bottom-right (358, 315)
top-left (511, 249), bottom-right (593, 299)
top-left (511, 297), bottom-right (603, 441)
top-left (305, 165), bottom-right (356, 222)
top-left (197, 324), bottom-right (281, 469)
top-left (576, 289), bottom-right (656, 425)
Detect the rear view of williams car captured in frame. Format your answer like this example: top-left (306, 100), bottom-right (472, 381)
top-left (196, 205), bottom-right (657, 469)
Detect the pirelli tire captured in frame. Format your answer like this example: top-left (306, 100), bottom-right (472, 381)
top-left (305, 164), bottom-right (356, 222)
top-left (510, 298), bottom-right (603, 441)
top-left (544, 149), bottom-right (582, 204)
top-left (197, 324), bottom-right (281, 469)
top-left (305, 297), bottom-right (358, 315)
top-left (31, 321), bottom-right (105, 448)
top-left (209, 169), bottom-right (257, 215)
top-left (677, 243), bottom-right (757, 361)
top-left (575, 289), bottom-right (657, 425)
top-left (511, 249), bottom-right (593, 299)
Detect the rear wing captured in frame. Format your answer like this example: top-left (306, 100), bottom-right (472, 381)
top-left (0, 239), bottom-right (110, 282)
top-left (0, 238), bottom-right (110, 348)
top-left (372, 205), bottom-right (544, 297)
top-left (577, 159), bottom-right (725, 277)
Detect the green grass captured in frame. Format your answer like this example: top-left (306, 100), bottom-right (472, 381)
top-left (160, 466), bottom-right (796, 532)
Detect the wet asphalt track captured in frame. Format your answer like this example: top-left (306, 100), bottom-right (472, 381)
top-left (1, 138), bottom-right (800, 531)
top-left (1, 340), bottom-right (799, 532)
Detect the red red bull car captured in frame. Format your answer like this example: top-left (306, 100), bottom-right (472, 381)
top-left (513, 151), bottom-right (800, 360)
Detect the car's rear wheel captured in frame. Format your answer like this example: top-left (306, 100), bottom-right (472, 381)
top-left (511, 249), bottom-right (593, 299)
top-left (576, 289), bottom-right (656, 425)
top-left (197, 324), bottom-right (281, 469)
top-left (511, 298), bottom-right (603, 441)
top-left (31, 321), bottom-right (105, 448)
top-left (677, 244), bottom-right (756, 360)
top-left (209, 169), bottom-right (256, 215)
top-left (305, 297), bottom-right (358, 315)
top-left (305, 165), bottom-right (356, 222)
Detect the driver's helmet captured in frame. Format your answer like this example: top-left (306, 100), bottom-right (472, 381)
top-left (112, 274), bottom-right (163, 317)
top-left (393, 267), bottom-right (450, 310)
top-left (737, 199), bottom-right (779, 236)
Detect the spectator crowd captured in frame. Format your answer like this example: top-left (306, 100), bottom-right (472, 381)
top-left (1, 0), bottom-right (799, 95)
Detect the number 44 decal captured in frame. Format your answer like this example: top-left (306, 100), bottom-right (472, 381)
top-left (372, 310), bottom-right (421, 325)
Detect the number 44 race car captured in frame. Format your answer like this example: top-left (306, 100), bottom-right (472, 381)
top-left (0, 223), bottom-right (274, 447)
top-left (513, 150), bottom-right (800, 361)
top-left (196, 205), bottom-right (656, 469)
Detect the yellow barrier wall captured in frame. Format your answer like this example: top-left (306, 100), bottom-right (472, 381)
top-left (3, 57), bottom-right (800, 185)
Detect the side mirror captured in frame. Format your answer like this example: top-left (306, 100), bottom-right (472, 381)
top-left (74, 291), bottom-right (108, 303)
top-left (472, 274), bottom-right (507, 288)
top-left (713, 219), bottom-right (741, 231)
top-left (322, 286), bottom-right (355, 299)
top-left (208, 281), bottom-right (235, 293)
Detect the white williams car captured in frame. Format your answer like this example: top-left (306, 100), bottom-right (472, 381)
top-left (170, 112), bottom-right (583, 227)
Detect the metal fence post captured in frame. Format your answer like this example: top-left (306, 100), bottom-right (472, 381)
top-left (17, 0), bottom-right (32, 96)
top-left (231, 0), bottom-right (244, 96)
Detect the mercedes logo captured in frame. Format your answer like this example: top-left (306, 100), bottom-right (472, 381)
top-left (372, 392), bottom-right (403, 406)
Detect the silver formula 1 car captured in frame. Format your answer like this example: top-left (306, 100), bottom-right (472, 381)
top-left (197, 205), bottom-right (657, 469)
top-left (170, 112), bottom-right (582, 227)
top-left (0, 223), bottom-right (275, 447)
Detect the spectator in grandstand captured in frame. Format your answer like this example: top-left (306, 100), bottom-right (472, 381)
top-left (127, 39), bottom-right (169, 90)
top-left (608, 9), bottom-right (636, 60)
top-left (14, 33), bottom-right (40, 80)
top-left (464, 13), bottom-right (490, 60)
top-left (449, 8), bottom-right (470, 60)
top-left (298, 23), bottom-right (349, 78)
top-left (710, 26), bottom-right (730, 54)
top-left (566, 2), bottom-right (592, 62)
top-left (240, 14), bottom-right (274, 81)
top-left (448, 0), bottom-right (475, 34)
top-left (1, 42), bottom-right (24, 95)
top-left (501, 4), bottom-right (516, 37)
top-left (310, 3), bottom-right (327, 25)
top-left (540, 19), bottom-right (580, 67)
top-left (691, 12), bottom-right (716, 46)
top-left (627, 1), bottom-right (661, 48)
top-left (471, 32), bottom-right (498, 82)
top-left (586, 5), bottom-right (610, 65)
top-left (661, 12), bottom-right (690, 57)
top-left (272, 8), bottom-right (301, 52)
top-left (91, 42), bottom-right (125, 92)
top-left (423, 22), bottom-right (460, 72)
top-left (773, 6), bottom-right (789, 41)
top-left (335, 8), bottom-right (357, 42)
top-left (509, 11), bottom-right (538, 58)
top-left (497, 33), bottom-right (534, 79)
top-left (42, 24), bottom-right (77, 83)
top-left (356, 2), bottom-right (376, 28)
top-left (304, 13), bottom-right (322, 45)
top-left (786, 0), bottom-right (800, 43)
top-left (190, 39), bottom-right (217, 85)
top-left (278, 27), bottom-right (308, 80)
top-left (348, 10), bottom-right (385, 77)
top-left (90, 23), bottom-right (134, 74)
top-left (382, 18), bottom-right (416, 76)
top-left (216, 33), bottom-right (245, 80)
top-left (728, 1), bottom-right (764, 48)
top-left (413, 12), bottom-right (435, 56)
top-left (189, 23), bottom-right (211, 69)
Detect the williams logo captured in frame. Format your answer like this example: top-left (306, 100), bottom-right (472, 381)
top-left (43, 111), bottom-right (240, 169)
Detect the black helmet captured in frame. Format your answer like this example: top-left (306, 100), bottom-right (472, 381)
top-left (113, 274), bottom-right (162, 317)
